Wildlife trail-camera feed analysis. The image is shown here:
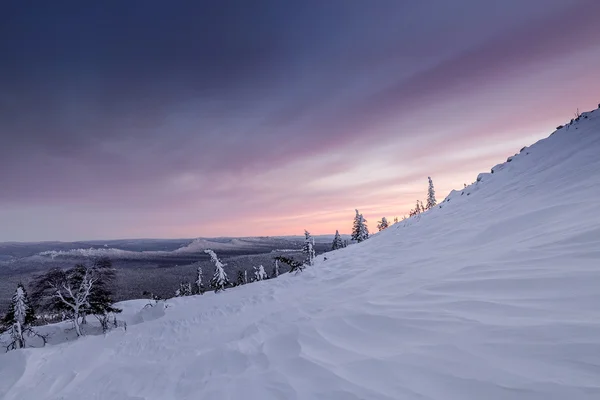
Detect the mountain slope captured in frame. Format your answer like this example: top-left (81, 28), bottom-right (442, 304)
top-left (1, 109), bottom-right (600, 400)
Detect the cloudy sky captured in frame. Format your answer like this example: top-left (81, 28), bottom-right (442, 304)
top-left (1, 0), bottom-right (599, 241)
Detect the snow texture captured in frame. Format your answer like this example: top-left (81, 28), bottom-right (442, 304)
top-left (1, 109), bottom-right (600, 399)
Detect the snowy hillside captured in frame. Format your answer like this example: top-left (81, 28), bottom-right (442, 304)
top-left (1, 108), bottom-right (600, 399)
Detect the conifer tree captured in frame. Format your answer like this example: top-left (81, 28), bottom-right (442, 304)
top-left (205, 249), bottom-right (229, 292)
top-left (3, 283), bottom-right (36, 350)
top-left (426, 177), bottom-right (437, 210)
top-left (394, 217), bottom-right (399, 224)
top-left (254, 265), bottom-right (267, 281)
top-left (195, 265), bottom-right (204, 294)
top-left (352, 209), bottom-right (361, 241)
top-left (377, 217), bottom-right (389, 231)
top-left (244, 270), bottom-right (248, 284)
top-left (331, 230), bottom-right (344, 250)
top-left (352, 210), bottom-right (369, 242)
top-left (414, 200), bottom-right (422, 215)
top-left (274, 259), bottom-right (280, 277)
top-left (236, 270), bottom-right (245, 286)
top-left (302, 230), bottom-right (316, 265)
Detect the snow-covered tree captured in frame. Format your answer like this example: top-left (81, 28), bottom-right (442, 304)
top-left (274, 259), bottom-right (280, 277)
top-left (244, 270), bottom-right (248, 284)
top-left (254, 265), bottom-right (267, 281)
top-left (2, 283), bottom-right (36, 350)
top-left (303, 230), bottom-right (316, 266)
top-left (331, 230), bottom-right (344, 250)
top-left (31, 259), bottom-right (120, 337)
top-left (352, 209), bottom-right (369, 242)
top-left (377, 217), bottom-right (389, 231)
top-left (394, 217), bottom-right (399, 224)
top-left (205, 249), bottom-right (229, 292)
top-left (195, 265), bottom-right (204, 294)
top-left (426, 177), bottom-right (437, 210)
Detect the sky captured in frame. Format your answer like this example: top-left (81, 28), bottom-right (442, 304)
top-left (1, 0), bottom-right (600, 242)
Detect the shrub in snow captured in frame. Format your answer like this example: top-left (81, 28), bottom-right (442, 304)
top-left (205, 249), bottom-right (230, 292)
top-left (331, 230), bottom-right (344, 250)
top-left (426, 177), bottom-right (437, 210)
top-left (175, 282), bottom-right (193, 297)
top-left (377, 217), bottom-right (389, 231)
top-left (274, 256), bottom-right (304, 274)
top-left (254, 265), bottom-right (267, 281)
top-left (31, 257), bottom-right (121, 337)
top-left (352, 210), bottom-right (369, 243)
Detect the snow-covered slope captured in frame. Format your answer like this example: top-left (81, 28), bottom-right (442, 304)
top-left (2, 109), bottom-right (600, 399)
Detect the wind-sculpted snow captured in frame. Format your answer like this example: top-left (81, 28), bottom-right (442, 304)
top-left (1, 109), bottom-right (600, 399)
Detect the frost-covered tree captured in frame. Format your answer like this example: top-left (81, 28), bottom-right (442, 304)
top-left (331, 230), bottom-right (344, 250)
top-left (254, 265), bottom-right (267, 281)
top-left (377, 217), bottom-right (389, 231)
top-left (274, 259), bottom-right (280, 277)
top-left (303, 230), bottom-right (316, 266)
top-left (2, 283), bottom-right (36, 350)
top-left (205, 249), bottom-right (229, 292)
top-left (352, 210), bottom-right (369, 242)
top-left (426, 177), bottom-right (437, 210)
top-left (244, 270), bottom-right (248, 284)
top-left (31, 258), bottom-right (120, 337)
top-left (195, 265), bottom-right (204, 294)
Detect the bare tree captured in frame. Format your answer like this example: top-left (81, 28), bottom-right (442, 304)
top-left (31, 258), bottom-right (120, 337)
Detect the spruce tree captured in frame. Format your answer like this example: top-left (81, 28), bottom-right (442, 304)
top-left (236, 270), bottom-right (245, 286)
top-left (331, 230), bottom-right (344, 250)
top-left (351, 209), bottom-right (361, 242)
top-left (205, 249), bottom-right (229, 292)
top-left (426, 176), bottom-right (437, 210)
top-left (353, 211), bottom-right (369, 242)
top-left (3, 283), bottom-right (36, 350)
top-left (377, 217), bottom-right (389, 231)
top-left (195, 265), bottom-right (204, 294)
top-left (302, 230), bottom-right (316, 266)
top-left (274, 260), bottom-right (280, 277)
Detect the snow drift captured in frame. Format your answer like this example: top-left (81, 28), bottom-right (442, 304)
top-left (1, 109), bottom-right (600, 399)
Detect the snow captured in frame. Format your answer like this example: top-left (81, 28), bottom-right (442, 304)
top-left (35, 238), bottom-right (261, 259)
top-left (1, 109), bottom-right (600, 399)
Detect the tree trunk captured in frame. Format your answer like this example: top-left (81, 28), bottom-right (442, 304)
top-left (73, 313), bottom-right (82, 336)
